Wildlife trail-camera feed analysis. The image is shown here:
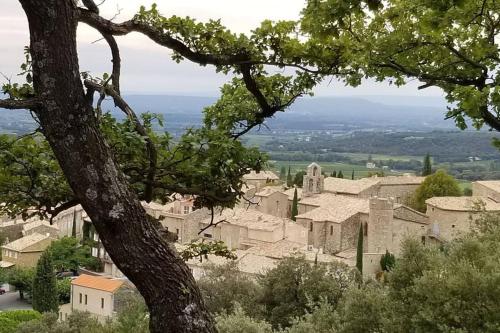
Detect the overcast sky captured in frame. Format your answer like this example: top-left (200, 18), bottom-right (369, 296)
top-left (1, 0), bottom-right (444, 98)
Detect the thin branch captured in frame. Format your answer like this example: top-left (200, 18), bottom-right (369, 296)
top-left (84, 79), bottom-right (157, 202)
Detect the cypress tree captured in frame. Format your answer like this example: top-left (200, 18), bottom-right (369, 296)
top-left (331, 170), bottom-right (337, 177)
top-left (291, 188), bottom-right (298, 221)
top-left (286, 166), bottom-right (293, 187)
top-left (279, 166), bottom-right (286, 180)
top-left (71, 210), bottom-right (77, 238)
top-left (32, 251), bottom-right (58, 313)
top-left (356, 223), bottom-right (363, 274)
top-left (351, 170), bottom-right (355, 180)
top-left (422, 153), bottom-right (432, 176)
top-left (337, 170), bottom-right (344, 178)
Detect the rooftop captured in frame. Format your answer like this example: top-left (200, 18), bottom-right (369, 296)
top-left (296, 194), bottom-right (369, 223)
top-left (72, 274), bottom-right (125, 293)
top-left (426, 196), bottom-right (500, 211)
top-left (2, 232), bottom-right (51, 252)
top-left (200, 208), bottom-right (288, 231)
top-left (23, 219), bottom-right (59, 232)
top-left (377, 175), bottom-right (425, 185)
top-left (474, 180), bottom-right (500, 194)
top-left (243, 170), bottom-right (279, 181)
top-left (323, 177), bottom-right (380, 195)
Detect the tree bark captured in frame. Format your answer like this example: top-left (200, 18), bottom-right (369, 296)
top-left (18, 1), bottom-right (215, 331)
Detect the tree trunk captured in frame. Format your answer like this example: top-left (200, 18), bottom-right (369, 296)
top-left (18, 1), bottom-right (215, 331)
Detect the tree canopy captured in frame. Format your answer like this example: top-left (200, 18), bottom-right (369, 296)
top-left (409, 169), bottom-right (462, 212)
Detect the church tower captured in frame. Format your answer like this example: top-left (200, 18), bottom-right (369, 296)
top-left (303, 162), bottom-right (324, 197)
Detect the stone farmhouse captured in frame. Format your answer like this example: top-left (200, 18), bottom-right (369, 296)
top-left (0, 232), bottom-right (54, 268)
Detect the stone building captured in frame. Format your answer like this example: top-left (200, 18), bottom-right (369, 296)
top-left (59, 274), bottom-right (129, 322)
top-left (302, 162), bottom-right (324, 197)
top-left (243, 170), bottom-right (280, 190)
top-left (0, 232), bottom-right (54, 268)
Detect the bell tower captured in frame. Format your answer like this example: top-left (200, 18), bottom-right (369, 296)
top-left (303, 162), bottom-right (324, 197)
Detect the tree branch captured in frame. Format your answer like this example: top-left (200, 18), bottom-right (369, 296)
top-left (0, 98), bottom-right (42, 110)
top-left (84, 79), bottom-right (157, 202)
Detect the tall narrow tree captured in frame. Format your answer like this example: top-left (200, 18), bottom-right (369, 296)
top-left (422, 154), bottom-right (432, 176)
top-left (32, 251), bottom-right (58, 313)
top-left (331, 170), bottom-right (337, 178)
top-left (338, 170), bottom-right (344, 179)
top-left (291, 188), bottom-right (298, 221)
top-left (351, 170), bottom-right (355, 180)
top-left (356, 223), bottom-right (363, 274)
top-left (287, 166), bottom-right (293, 187)
top-left (279, 166), bottom-right (286, 181)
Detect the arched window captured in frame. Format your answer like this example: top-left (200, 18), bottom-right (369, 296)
top-left (308, 179), bottom-right (314, 192)
top-left (310, 222), bottom-right (313, 232)
top-left (313, 166), bottom-right (318, 176)
top-left (363, 223), bottom-right (368, 236)
top-left (330, 225), bottom-right (333, 235)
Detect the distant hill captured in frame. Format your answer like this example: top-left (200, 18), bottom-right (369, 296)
top-left (0, 94), bottom-right (456, 134)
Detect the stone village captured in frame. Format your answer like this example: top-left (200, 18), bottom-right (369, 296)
top-left (2, 163), bottom-right (500, 321)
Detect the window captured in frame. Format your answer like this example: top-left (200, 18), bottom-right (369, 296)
top-left (203, 233), bottom-right (212, 238)
top-left (101, 298), bottom-right (104, 309)
top-left (176, 228), bottom-right (180, 235)
top-left (183, 206), bottom-right (190, 214)
top-left (330, 225), bottom-right (333, 235)
top-left (79, 293), bottom-right (82, 304)
top-left (452, 224), bottom-right (456, 228)
top-left (309, 222), bottom-right (313, 232)
top-left (84, 294), bottom-right (87, 305)
top-left (421, 236), bottom-right (426, 245)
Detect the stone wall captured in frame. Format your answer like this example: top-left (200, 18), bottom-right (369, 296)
top-left (426, 205), bottom-right (473, 241)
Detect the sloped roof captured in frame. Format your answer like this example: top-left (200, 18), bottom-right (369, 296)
top-left (255, 186), bottom-right (287, 197)
top-left (23, 220), bottom-right (59, 232)
top-left (243, 170), bottom-right (279, 181)
top-left (323, 177), bottom-right (380, 195)
top-left (296, 194), bottom-right (369, 223)
top-left (2, 232), bottom-right (51, 252)
top-left (378, 175), bottom-right (425, 185)
top-left (474, 180), bottom-right (500, 194)
top-left (425, 196), bottom-right (500, 211)
top-left (72, 274), bottom-right (125, 293)
top-left (200, 208), bottom-right (287, 231)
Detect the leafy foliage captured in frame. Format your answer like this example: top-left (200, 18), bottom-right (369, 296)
top-left (198, 262), bottom-right (262, 317)
top-left (379, 250), bottom-right (396, 272)
top-left (47, 237), bottom-right (100, 272)
top-left (0, 310), bottom-right (41, 333)
top-left (257, 256), bottom-right (356, 328)
top-left (180, 240), bottom-right (237, 262)
top-left (302, 0), bottom-right (500, 131)
top-left (408, 169), bottom-right (462, 212)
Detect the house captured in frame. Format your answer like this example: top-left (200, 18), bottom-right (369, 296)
top-left (59, 274), bottom-right (128, 322)
top-left (243, 170), bottom-right (280, 190)
top-left (0, 232), bottom-right (54, 268)
top-left (425, 196), bottom-right (500, 241)
top-left (22, 219), bottom-right (59, 238)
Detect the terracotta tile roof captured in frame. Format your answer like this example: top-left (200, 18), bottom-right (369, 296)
top-left (72, 274), bottom-right (125, 293)
top-left (2, 232), bottom-right (51, 252)
top-left (243, 170), bottom-right (279, 181)
top-left (426, 196), bottom-right (500, 212)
